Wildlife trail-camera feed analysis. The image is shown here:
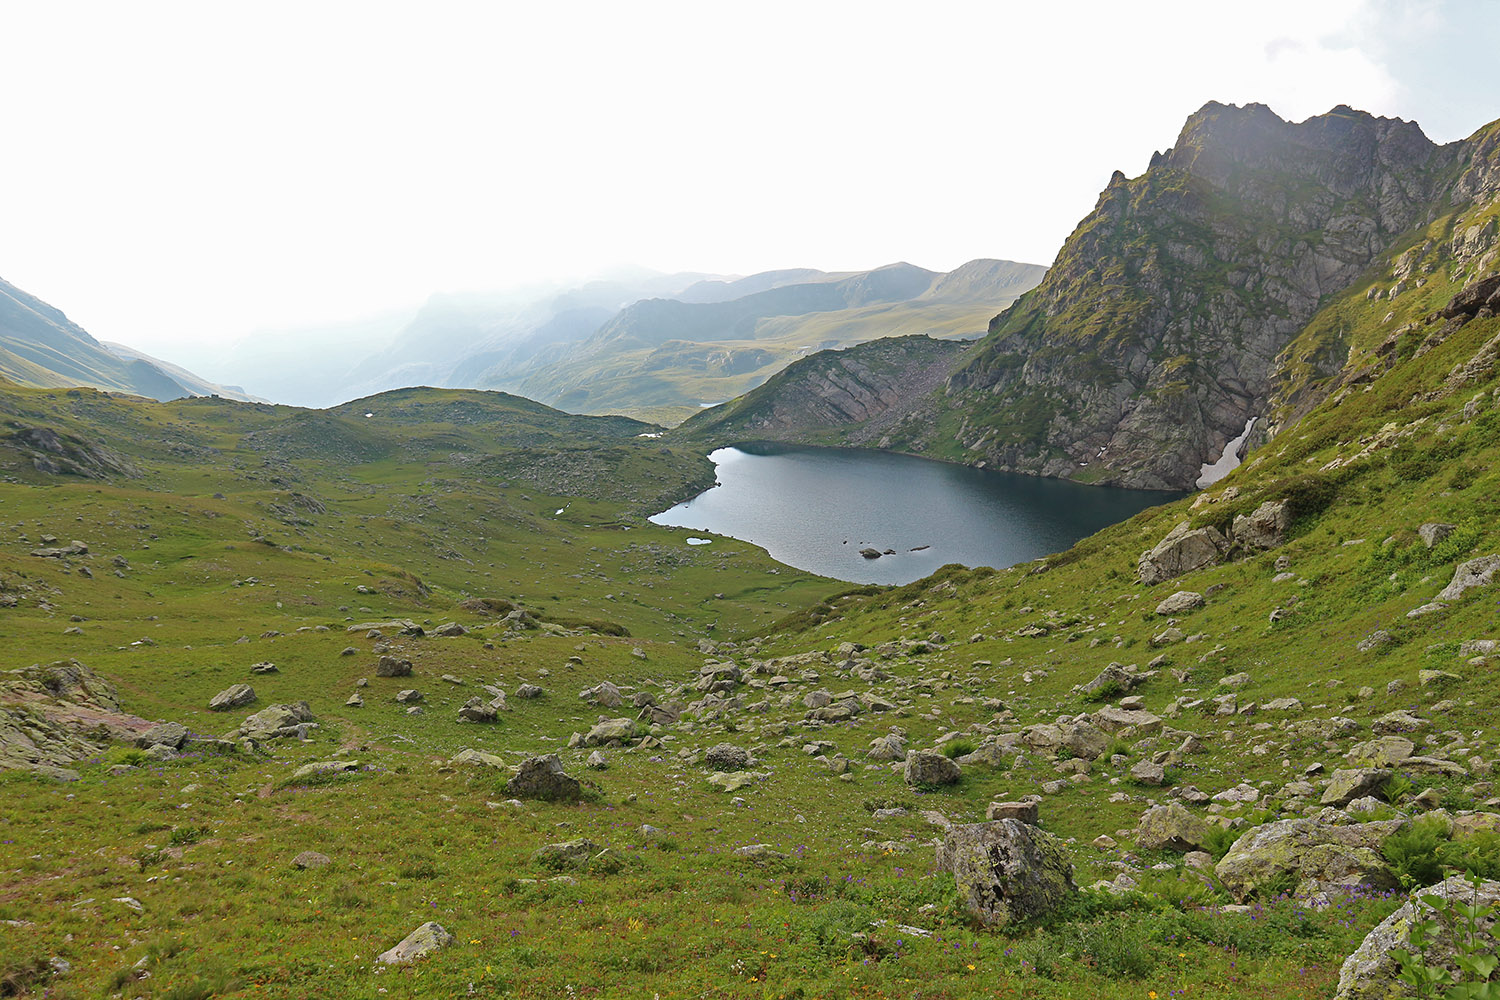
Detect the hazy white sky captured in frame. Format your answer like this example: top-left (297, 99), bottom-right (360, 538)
top-left (2, 0), bottom-right (1497, 357)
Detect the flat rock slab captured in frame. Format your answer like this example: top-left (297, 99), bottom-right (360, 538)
top-left (376, 921), bottom-right (454, 965)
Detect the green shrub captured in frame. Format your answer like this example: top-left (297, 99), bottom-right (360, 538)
top-left (941, 739), bottom-right (975, 759)
top-left (1383, 817), bottom-right (1449, 887)
top-left (1202, 825), bottom-right (1243, 861)
top-left (794, 900), bottom-right (879, 957)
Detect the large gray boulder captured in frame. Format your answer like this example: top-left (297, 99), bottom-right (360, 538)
top-left (937, 819), bottom-right (1076, 927)
top-left (1321, 769), bottom-right (1393, 806)
top-left (1138, 522), bottom-right (1229, 585)
top-left (1137, 802), bottom-right (1211, 852)
top-left (703, 744), bottom-right (751, 772)
top-left (1155, 590), bottom-right (1205, 615)
top-left (1232, 500), bottom-right (1290, 550)
top-left (505, 754), bottom-right (582, 802)
top-left (375, 655), bottom-right (413, 677)
top-left (582, 717), bottom-right (643, 747)
top-left (456, 697), bottom-right (497, 723)
top-left (904, 750), bottom-right (962, 787)
top-left (579, 681), bottom-right (623, 708)
top-left (1438, 553), bottom-right (1500, 602)
top-left (135, 722), bottom-right (189, 750)
top-left (376, 922), bottom-right (454, 965)
top-left (1336, 876), bottom-right (1500, 999)
top-left (1215, 817), bottom-right (1406, 902)
top-left (236, 701), bottom-right (314, 740)
top-left (208, 684), bottom-right (255, 711)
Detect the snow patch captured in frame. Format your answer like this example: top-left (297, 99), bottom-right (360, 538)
top-left (1196, 417), bottom-right (1258, 489)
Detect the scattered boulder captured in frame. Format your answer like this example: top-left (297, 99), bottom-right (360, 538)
top-left (580, 681), bottom-right (623, 708)
top-left (290, 760), bottom-right (359, 781)
top-left (135, 722), bottom-right (189, 750)
top-left (1136, 802), bottom-right (1211, 852)
top-left (235, 701), bottom-right (315, 741)
top-left (583, 717), bottom-right (643, 747)
top-left (1336, 875), bottom-right (1500, 1000)
top-left (1232, 500), bottom-right (1290, 550)
top-left (1438, 553), bottom-right (1500, 602)
top-left (432, 622), bottom-right (466, 637)
top-left (1321, 769), bottom-right (1392, 807)
top-left (586, 751), bottom-right (608, 770)
top-left (986, 801), bottom-right (1039, 824)
top-left (395, 689), bottom-right (423, 704)
top-left (1418, 523), bottom-right (1457, 547)
top-left (1215, 817), bottom-right (1405, 902)
top-left (1138, 522), bottom-right (1229, 585)
top-left (450, 749), bottom-right (505, 769)
top-left (250, 662), bottom-right (278, 675)
top-left (703, 744), bottom-right (751, 771)
top-left (1155, 591), bottom-right (1205, 615)
top-left (867, 733), bottom-right (909, 762)
top-left (291, 851), bottom-right (331, 870)
top-left (1372, 710), bottom-right (1428, 736)
top-left (505, 754), bottom-right (583, 802)
top-left (456, 697), bottom-right (497, 723)
top-left (937, 819), bottom-right (1077, 927)
top-left (207, 684), bottom-right (256, 711)
top-left (1346, 737), bottom-right (1415, 768)
top-left (1078, 662), bottom-right (1142, 699)
top-left (532, 839), bottom-right (600, 870)
top-left (375, 656), bottom-right (413, 678)
top-left (904, 750), bottom-right (961, 787)
top-left (376, 922), bottom-right (454, 965)
top-left (1129, 761), bottom-right (1168, 786)
top-left (514, 684), bottom-right (544, 699)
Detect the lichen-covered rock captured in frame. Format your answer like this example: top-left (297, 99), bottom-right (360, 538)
top-left (904, 750), bottom-right (962, 787)
top-left (456, 697), bottom-right (497, 723)
top-left (135, 722), bottom-right (189, 750)
top-left (1321, 769), bottom-right (1393, 806)
top-left (1215, 817), bottom-right (1406, 902)
top-left (582, 717), bottom-right (643, 747)
top-left (1346, 737), bottom-right (1415, 768)
top-left (375, 655), bottom-right (413, 677)
top-left (1139, 522), bottom-right (1229, 585)
top-left (208, 684), bottom-right (255, 711)
top-left (1336, 876), bottom-right (1500, 1000)
top-left (1232, 500), bottom-right (1290, 550)
top-left (1137, 802), bottom-right (1211, 851)
top-left (505, 754), bottom-right (582, 802)
top-left (937, 819), bottom-right (1076, 927)
top-left (579, 681), bottom-right (623, 708)
top-left (376, 921), bottom-right (454, 965)
top-left (1437, 553), bottom-right (1500, 602)
top-left (703, 743), bottom-right (751, 771)
top-left (532, 838), bottom-right (600, 870)
top-left (235, 701), bottom-right (314, 740)
top-left (1155, 591), bottom-right (1205, 615)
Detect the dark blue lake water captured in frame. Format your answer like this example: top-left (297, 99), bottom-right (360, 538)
top-left (650, 444), bottom-right (1177, 585)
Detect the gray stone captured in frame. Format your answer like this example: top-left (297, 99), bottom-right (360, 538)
top-left (208, 684), bottom-right (255, 711)
top-left (291, 850), bottom-right (331, 869)
top-left (1418, 523), bottom-right (1457, 547)
top-left (1155, 591), bottom-right (1205, 615)
top-left (1137, 802), bottom-right (1211, 852)
top-left (703, 743), bottom-right (751, 771)
top-left (514, 683), bottom-right (544, 699)
top-left (135, 722), bottom-right (189, 749)
top-left (937, 820), bottom-right (1077, 927)
top-left (904, 750), bottom-right (962, 787)
top-left (376, 922), bottom-right (454, 965)
top-left (450, 749), bottom-right (505, 769)
top-left (580, 681), bottom-right (623, 708)
top-left (1438, 553), bottom-right (1500, 602)
top-left (505, 754), bottom-right (582, 802)
top-left (531, 839), bottom-right (599, 870)
top-left (456, 696), bottom-right (497, 723)
top-left (1336, 875), bottom-right (1500, 1000)
top-left (1232, 500), bottom-right (1290, 550)
top-left (867, 733), bottom-right (909, 762)
top-left (1372, 710), bottom-right (1428, 736)
top-left (395, 689), bottom-right (423, 704)
top-left (1138, 522), bottom-right (1229, 585)
top-left (986, 801), bottom-right (1039, 824)
top-left (586, 750), bottom-right (608, 770)
top-left (291, 760), bottom-right (359, 781)
top-left (1345, 737), bottom-right (1415, 768)
top-left (583, 717), bottom-right (643, 747)
top-left (1321, 769), bottom-right (1392, 806)
top-left (375, 655), bottom-right (412, 677)
top-left (1129, 761), bottom-right (1168, 786)
top-left (1216, 817), bottom-right (1406, 902)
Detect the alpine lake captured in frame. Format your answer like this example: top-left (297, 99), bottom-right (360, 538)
top-left (651, 443), bottom-right (1180, 585)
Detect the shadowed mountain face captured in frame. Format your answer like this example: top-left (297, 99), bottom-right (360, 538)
top-left (0, 277), bottom-right (258, 402)
top-left (685, 103), bottom-right (1500, 490)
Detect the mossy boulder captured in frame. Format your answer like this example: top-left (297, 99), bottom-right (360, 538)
top-left (1137, 802), bottom-right (1211, 852)
top-left (1336, 876), bottom-right (1500, 999)
top-left (1215, 817), bottom-right (1406, 902)
top-left (936, 819), bottom-right (1076, 927)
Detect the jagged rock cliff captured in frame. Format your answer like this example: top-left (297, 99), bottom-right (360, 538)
top-left (945, 102), bottom-right (1461, 489)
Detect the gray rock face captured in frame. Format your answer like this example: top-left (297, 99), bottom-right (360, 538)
top-left (1418, 522), bottom-right (1457, 547)
top-left (375, 655), bottom-right (413, 677)
top-left (904, 749), bottom-right (962, 787)
top-left (208, 684), bottom-right (256, 711)
top-left (1137, 802), bottom-right (1211, 852)
top-left (1438, 553), bottom-right (1500, 602)
top-left (235, 701), bottom-right (315, 741)
top-left (1336, 876), bottom-right (1500, 1000)
top-left (937, 819), bottom-right (1077, 927)
top-left (580, 681), bottom-right (622, 708)
top-left (1139, 522), bottom-right (1229, 585)
top-left (505, 754), bottom-right (583, 802)
top-left (1155, 590), bottom-right (1205, 615)
top-left (703, 743), bottom-right (751, 771)
top-left (376, 922), bottom-right (454, 965)
top-left (1232, 500), bottom-right (1290, 550)
top-left (1215, 817), bottom-right (1406, 902)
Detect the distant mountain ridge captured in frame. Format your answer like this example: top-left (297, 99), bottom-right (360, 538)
top-left (0, 277), bottom-right (259, 402)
